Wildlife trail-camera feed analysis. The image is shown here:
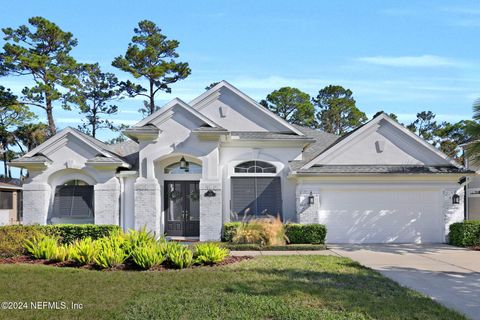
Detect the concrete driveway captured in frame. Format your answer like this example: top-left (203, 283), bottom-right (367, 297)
top-left (329, 244), bottom-right (480, 320)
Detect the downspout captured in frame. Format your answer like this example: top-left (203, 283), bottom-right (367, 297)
top-left (118, 175), bottom-right (125, 230)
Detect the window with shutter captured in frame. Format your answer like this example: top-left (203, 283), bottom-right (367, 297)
top-left (52, 181), bottom-right (94, 219)
top-left (231, 177), bottom-right (282, 220)
top-left (0, 191), bottom-right (13, 209)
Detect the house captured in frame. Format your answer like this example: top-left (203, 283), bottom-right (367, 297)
top-left (10, 81), bottom-right (474, 243)
top-left (0, 180), bottom-right (22, 226)
top-left (460, 143), bottom-right (480, 220)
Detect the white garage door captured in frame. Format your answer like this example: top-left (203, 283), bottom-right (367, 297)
top-left (318, 188), bottom-right (443, 243)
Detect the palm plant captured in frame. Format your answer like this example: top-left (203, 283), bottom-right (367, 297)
top-left (466, 98), bottom-right (480, 165)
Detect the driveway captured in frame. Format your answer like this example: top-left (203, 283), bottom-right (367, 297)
top-left (329, 244), bottom-right (480, 320)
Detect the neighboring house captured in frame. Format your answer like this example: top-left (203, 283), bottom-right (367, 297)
top-left (0, 181), bottom-right (22, 226)
top-left (10, 81), bottom-right (474, 243)
top-left (460, 144), bottom-right (480, 220)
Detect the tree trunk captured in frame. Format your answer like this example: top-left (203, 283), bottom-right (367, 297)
top-left (46, 98), bottom-right (56, 136)
top-left (3, 151), bottom-right (7, 178)
top-left (149, 80), bottom-right (155, 115)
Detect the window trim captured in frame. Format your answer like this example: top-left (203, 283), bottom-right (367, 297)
top-left (230, 160), bottom-right (281, 177)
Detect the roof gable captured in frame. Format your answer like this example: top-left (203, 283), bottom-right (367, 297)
top-left (134, 98), bottom-right (220, 128)
top-left (189, 81), bottom-right (304, 135)
top-left (302, 113), bottom-right (460, 169)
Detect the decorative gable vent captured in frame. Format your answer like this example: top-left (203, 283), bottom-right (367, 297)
top-left (375, 140), bottom-right (385, 153)
top-left (219, 106), bottom-right (228, 118)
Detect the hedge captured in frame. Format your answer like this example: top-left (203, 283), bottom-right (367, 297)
top-left (449, 221), bottom-right (480, 247)
top-left (222, 222), bottom-right (241, 242)
top-left (0, 224), bottom-right (121, 257)
top-left (285, 224), bottom-right (327, 244)
top-left (222, 222), bottom-right (327, 245)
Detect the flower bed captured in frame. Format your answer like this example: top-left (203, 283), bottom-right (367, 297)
top-left (15, 228), bottom-right (245, 271)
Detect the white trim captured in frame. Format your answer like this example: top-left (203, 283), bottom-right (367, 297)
top-left (134, 98), bottom-right (221, 128)
top-left (24, 127), bottom-right (114, 160)
top-left (189, 80), bottom-right (304, 136)
top-left (302, 113), bottom-right (461, 169)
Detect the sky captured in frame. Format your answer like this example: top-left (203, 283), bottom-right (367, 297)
top-left (0, 0), bottom-right (480, 142)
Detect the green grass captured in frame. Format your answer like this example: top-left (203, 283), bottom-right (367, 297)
top-left (0, 256), bottom-right (464, 320)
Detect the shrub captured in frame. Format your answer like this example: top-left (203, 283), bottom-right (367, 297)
top-left (40, 224), bottom-right (121, 244)
top-left (449, 221), bottom-right (480, 247)
top-left (24, 236), bottom-right (58, 260)
top-left (194, 242), bottom-right (229, 265)
top-left (232, 222), bottom-right (265, 245)
top-left (70, 237), bottom-right (98, 265)
top-left (231, 217), bottom-right (286, 246)
top-left (285, 224), bottom-right (327, 244)
top-left (52, 244), bottom-right (71, 262)
top-left (131, 242), bottom-right (166, 270)
top-left (123, 228), bottom-right (157, 257)
top-left (222, 222), bottom-right (241, 242)
top-left (166, 242), bottom-right (193, 269)
top-left (94, 234), bottom-right (127, 269)
top-left (0, 225), bottom-right (46, 257)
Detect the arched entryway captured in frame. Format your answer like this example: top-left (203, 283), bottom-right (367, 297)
top-left (157, 155), bottom-right (202, 237)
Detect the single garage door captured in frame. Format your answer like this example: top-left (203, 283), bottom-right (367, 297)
top-left (318, 188), bottom-right (443, 243)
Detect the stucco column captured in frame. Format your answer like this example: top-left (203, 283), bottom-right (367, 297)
top-left (296, 190), bottom-right (320, 224)
top-left (94, 178), bottom-right (120, 225)
top-left (134, 177), bottom-right (161, 235)
top-left (199, 181), bottom-right (222, 241)
top-left (22, 182), bottom-right (51, 225)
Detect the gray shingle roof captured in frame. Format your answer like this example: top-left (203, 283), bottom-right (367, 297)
top-left (230, 131), bottom-right (314, 141)
top-left (295, 165), bottom-right (474, 175)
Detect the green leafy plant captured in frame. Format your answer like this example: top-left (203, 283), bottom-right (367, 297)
top-left (166, 242), bottom-right (193, 269)
top-left (131, 242), bottom-right (166, 270)
top-left (123, 227), bottom-right (157, 257)
top-left (94, 235), bottom-right (127, 269)
top-left (23, 236), bottom-right (58, 260)
top-left (52, 244), bottom-right (71, 262)
top-left (449, 221), bottom-right (480, 247)
top-left (222, 222), bottom-right (241, 242)
top-left (194, 242), bottom-right (229, 265)
top-left (285, 224), bottom-right (327, 244)
top-left (70, 237), bottom-right (98, 265)
top-left (40, 224), bottom-right (121, 244)
top-left (0, 225), bottom-right (46, 257)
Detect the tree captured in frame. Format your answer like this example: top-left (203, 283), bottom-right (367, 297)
top-left (372, 110), bottom-right (399, 122)
top-left (0, 17), bottom-right (79, 136)
top-left (14, 123), bottom-right (49, 152)
top-left (105, 124), bottom-right (130, 145)
top-left (112, 20), bottom-right (191, 116)
top-left (406, 111), bottom-right (440, 145)
top-left (65, 63), bottom-right (122, 138)
top-left (205, 82), bottom-right (219, 91)
top-left (435, 120), bottom-right (473, 162)
top-left (0, 86), bottom-right (35, 177)
top-left (260, 87), bottom-right (315, 127)
top-left (465, 99), bottom-right (480, 164)
top-left (312, 85), bottom-right (367, 135)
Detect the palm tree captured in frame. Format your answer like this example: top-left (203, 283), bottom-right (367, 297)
top-left (466, 98), bottom-right (480, 164)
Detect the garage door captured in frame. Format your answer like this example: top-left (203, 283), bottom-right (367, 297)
top-left (318, 188), bottom-right (443, 243)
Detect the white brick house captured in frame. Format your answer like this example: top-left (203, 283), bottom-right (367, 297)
top-left (11, 81), bottom-right (473, 243)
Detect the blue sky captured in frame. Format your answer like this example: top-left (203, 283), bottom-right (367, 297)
top-left (1, 0), bottom-right (480, 142)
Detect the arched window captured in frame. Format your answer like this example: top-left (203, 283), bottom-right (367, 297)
top-left (234, 161), bottom-right (276, 173)
top-left (51, 179), bottom-right (94, 224)
top-left (164, 162), bottom-right (202, 174)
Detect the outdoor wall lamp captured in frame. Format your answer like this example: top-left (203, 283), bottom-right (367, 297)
top-left (179, 156), bottom-right (189, 170)
top-left (308, 191), bottom-right (315, 205)
top-left (452, 193), bottom-right (460, 205)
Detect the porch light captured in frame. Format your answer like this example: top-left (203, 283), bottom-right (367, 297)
top-left (179, 156), bottom-right (189, 170)
top-left (452, 193), bottom-right (460, 205)
top-left (308, 191), bottom-right (315, 205)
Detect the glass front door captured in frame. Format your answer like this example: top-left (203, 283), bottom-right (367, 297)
top-left (164, 181), bottom-right (200, 237)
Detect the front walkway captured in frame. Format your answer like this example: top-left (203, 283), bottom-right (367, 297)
top-left (329, 244), bottom-right (480, 320)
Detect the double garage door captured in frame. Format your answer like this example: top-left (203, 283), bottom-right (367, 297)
top-left (317, 187), bottom-right (444, 243)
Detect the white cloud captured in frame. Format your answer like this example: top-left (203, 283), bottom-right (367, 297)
top-left (356, 55), bottom-right (464, 67)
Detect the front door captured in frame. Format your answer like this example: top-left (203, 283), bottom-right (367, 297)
top-left (164, 181), bottom-right (200, 237)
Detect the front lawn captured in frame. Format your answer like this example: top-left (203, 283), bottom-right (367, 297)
top-left (0, 256), bottom-right (464, 320)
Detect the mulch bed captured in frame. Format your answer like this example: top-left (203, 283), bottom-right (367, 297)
top-left (0, 255), bottom-right (253, 272)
